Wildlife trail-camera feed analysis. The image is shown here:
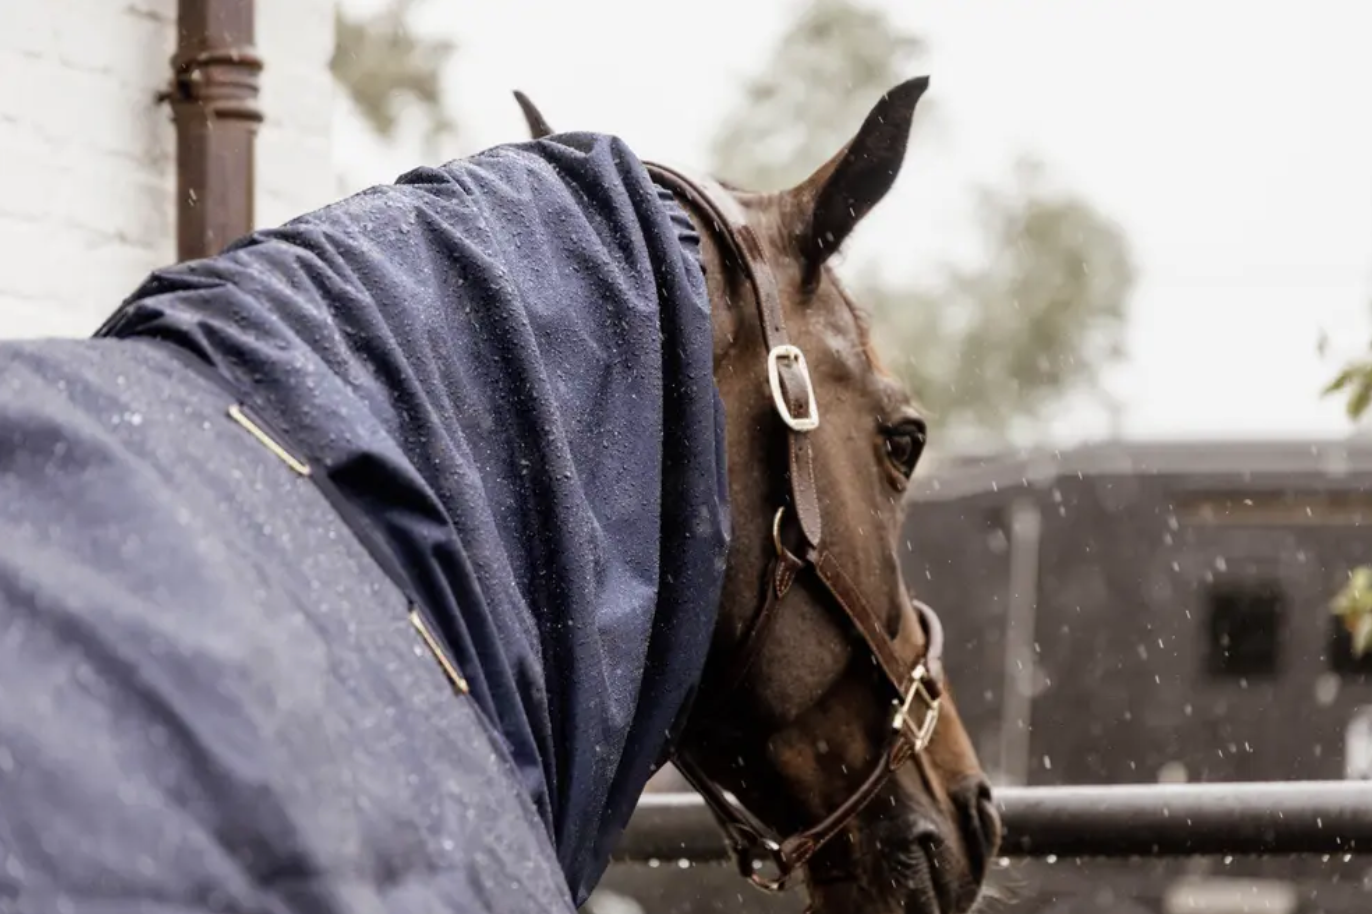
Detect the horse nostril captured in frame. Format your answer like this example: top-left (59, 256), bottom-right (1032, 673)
top-left (975, 783), bottom-right (1002, 855)
top-left (954, 777), bottom-right (1001, 881)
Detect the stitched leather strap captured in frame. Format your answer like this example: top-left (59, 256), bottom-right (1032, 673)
top-left (646, 163), bottom-right (824, 549)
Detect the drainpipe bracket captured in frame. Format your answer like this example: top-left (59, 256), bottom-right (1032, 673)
top-left (160, 46), bottom-right (265, 124)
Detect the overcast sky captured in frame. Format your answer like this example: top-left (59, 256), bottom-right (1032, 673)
top-left (336, 0), bottom-right (1372, 445)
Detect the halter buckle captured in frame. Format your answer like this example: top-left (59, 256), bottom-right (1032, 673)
top-left (891, 662), bottom-right (941, 752)
top-left (767, 345), bottom-right (819, 432)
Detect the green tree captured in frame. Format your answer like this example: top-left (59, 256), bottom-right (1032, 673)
top-left (709, 0), bottom-right (928, 192)
top-left (331, 0), bottom-right (456, 147)
top-left (865, 160), bottom-right (1134, 444)
top-left (709, 0), bottom-right (1135, 450)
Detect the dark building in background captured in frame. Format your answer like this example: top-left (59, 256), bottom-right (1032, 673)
top-left (904, 438), bottom-right (1372, 914)
top-left (597, 438), bottom-right (1372, 914)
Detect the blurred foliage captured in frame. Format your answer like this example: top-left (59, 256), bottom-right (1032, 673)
top-left (709, 0), bottom-right (927, 192)
top-left (1324, 354), bottom-right (1372, 421)
top-left (709, 0), bottom-right (1135, 448)
top-left (1331, 566), bottom-right (1372, 658)
top-left (861, 161), bottom-right (1134, 441)
top-left (331, 0), bottom-right (456, 145)
top-left (1323, 317), bottom-right (1372, 655)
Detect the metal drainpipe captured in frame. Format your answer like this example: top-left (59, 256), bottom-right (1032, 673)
top-left (998, 494), bottom-right (1043, 786)
top-left (164, 0), bottom-right (263, 262)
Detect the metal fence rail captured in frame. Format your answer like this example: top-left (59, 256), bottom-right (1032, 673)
top-left (614, 781), bottom-right (1372, 862)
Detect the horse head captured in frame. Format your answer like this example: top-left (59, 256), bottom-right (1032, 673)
top-left (514, 80), bottom-right (999, 914)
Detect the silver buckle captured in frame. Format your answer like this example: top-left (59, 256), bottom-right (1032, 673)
top-left (766, 345), bottom-right (819, 432)
top-left (891, 662), bottom-right (941, 752)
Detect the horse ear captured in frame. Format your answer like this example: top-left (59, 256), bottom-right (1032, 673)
top-left (513, 90), bottom-right (555, 139)
top-left (789, 76), bottom-right (929, 287)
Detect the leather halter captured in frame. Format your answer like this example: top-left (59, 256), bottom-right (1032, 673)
top-left (645, 161), bottom-right (946, 893)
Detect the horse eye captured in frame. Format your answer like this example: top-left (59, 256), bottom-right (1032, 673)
top-left (882, 422), bottom-right (926, 478)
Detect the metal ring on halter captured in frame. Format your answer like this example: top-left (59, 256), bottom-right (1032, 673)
top-left (722, 821), bottom-right (795, 892)
top-left (771, 506), bottom-right (787, 557)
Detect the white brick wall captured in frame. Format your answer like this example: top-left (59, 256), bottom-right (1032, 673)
top-left (257, 0), bottom-right (338, 229)
top-left (0, 0), bottom-right (337, 340)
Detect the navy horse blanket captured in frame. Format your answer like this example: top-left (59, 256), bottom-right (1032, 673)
top-left (0, 133), bottom-right (730, 912)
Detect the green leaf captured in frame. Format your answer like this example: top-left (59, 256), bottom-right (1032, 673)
top-left (1332, 566), bottom-right (1372, 658)
top-left (1322, 365), bottom-right (1360, 396)
top-left (1347, 372), bottom-right (1372, 420)
top-left (1332, 566), bottom-right (1372, 617)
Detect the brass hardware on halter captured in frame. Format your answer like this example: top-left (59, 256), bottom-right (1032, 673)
top-left (892, 661), bottom-right (941, 753)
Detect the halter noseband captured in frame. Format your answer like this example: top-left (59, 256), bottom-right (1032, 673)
top-left (645, 161), bottom-right (946, 892)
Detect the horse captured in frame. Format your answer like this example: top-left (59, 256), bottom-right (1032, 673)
top-left (519, 77), bottom-right (1002, 913)
top-left (0, 76), bottom-right (996, 914)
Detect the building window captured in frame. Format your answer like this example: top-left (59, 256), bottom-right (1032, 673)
top-left (1329, 616), bottom-right (1372, 677)
top-left (1205, 580), bottom-right (1283, 678)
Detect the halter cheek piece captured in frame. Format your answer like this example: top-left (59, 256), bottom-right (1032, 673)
top-left (645, 162), bottom-right (946, 893)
